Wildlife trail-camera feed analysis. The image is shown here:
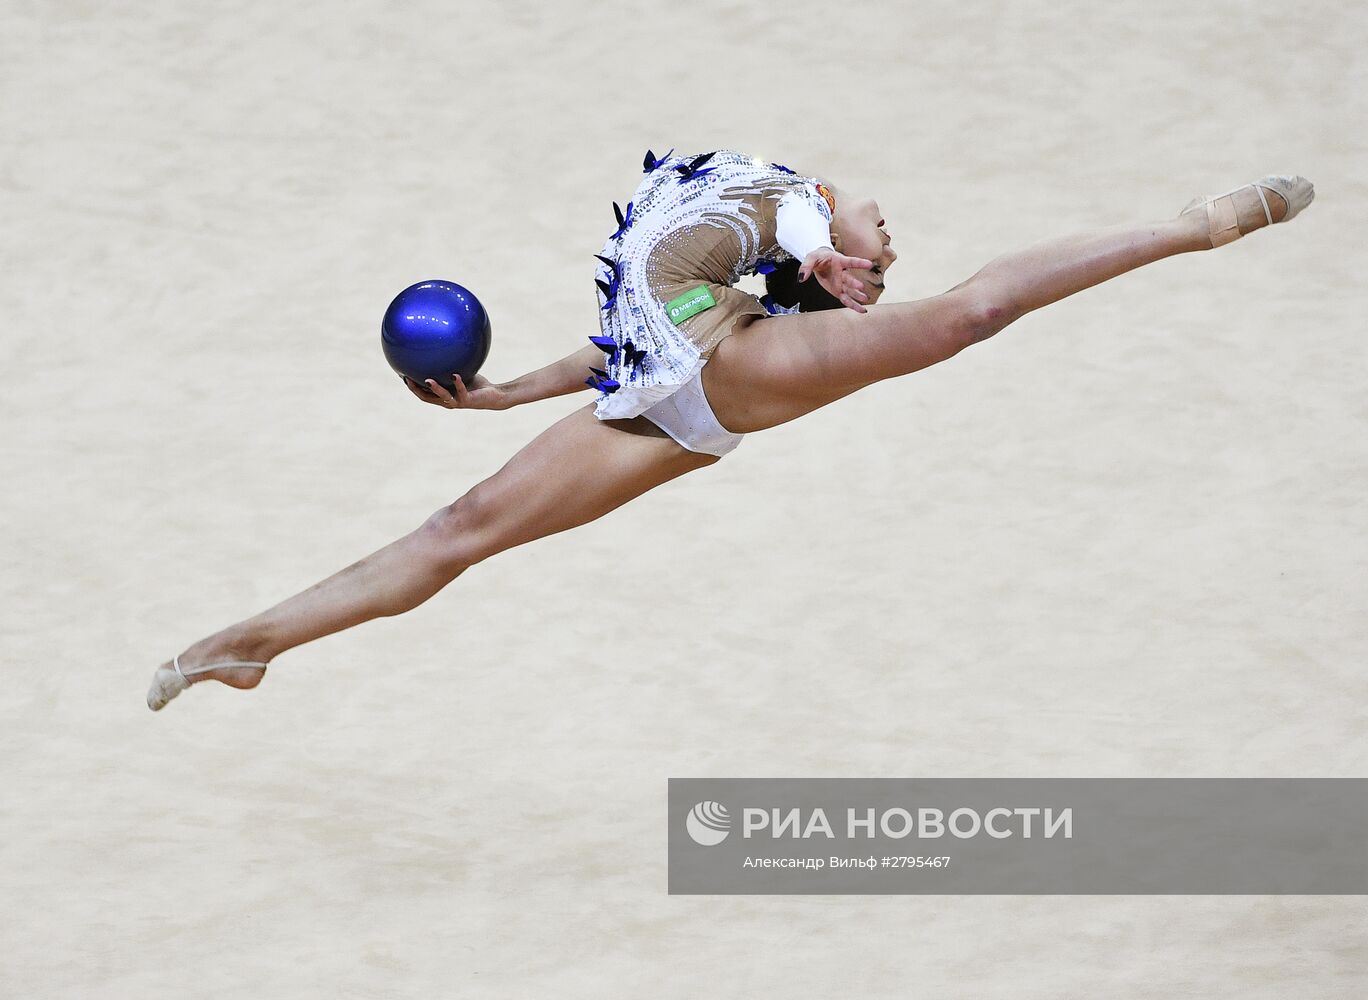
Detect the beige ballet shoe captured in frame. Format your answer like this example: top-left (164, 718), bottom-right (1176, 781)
top-left (1181, 175), bottom-right (1315, 247)
top-left (146, 653), bottom-right (268, 711)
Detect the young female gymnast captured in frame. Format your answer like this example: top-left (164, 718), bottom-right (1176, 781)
top-left (147, 149), bottom-right (1314, 709)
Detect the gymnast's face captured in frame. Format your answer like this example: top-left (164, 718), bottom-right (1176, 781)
top-left (832, 196), bottom-right (897, 304)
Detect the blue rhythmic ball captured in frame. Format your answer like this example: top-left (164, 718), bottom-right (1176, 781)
top-left (381, 279), bottom-right (492, 392)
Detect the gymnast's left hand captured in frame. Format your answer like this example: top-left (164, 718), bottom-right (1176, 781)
top-left (403, 373), bottom-right (511, 410)
top-left (799, 248), bottom-right (876, 313)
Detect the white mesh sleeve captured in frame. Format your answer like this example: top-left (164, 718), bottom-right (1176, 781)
top-left (775, 191), bottom-right (834, 262)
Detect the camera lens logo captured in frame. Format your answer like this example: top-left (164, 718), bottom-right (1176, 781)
top-left (686, 801), bottom-right (731, 846)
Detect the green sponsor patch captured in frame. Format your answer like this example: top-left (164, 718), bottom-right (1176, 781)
top-left (665, 286), bottom-right (716, 325)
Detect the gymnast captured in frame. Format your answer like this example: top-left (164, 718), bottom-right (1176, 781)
top-left (147, 149), bottom-right (1314, 709)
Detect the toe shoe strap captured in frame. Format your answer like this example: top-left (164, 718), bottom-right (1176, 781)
top-left (173, 654), bottom-right (270, 680)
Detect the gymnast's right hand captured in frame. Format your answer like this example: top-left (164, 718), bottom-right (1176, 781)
top-left (799, 248), bottom-right (876, 313)
top-left (402, 373), bottom-right (511, 410)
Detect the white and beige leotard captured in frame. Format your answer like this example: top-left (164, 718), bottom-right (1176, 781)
top-left (588, 149), bottom-right (836, 420)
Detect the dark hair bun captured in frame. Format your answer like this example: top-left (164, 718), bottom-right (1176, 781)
top-left (763, 259), bottom-right (844, 313)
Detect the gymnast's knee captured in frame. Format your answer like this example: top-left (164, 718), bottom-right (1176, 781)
top-left (419, 486), bottom-right (503, 569)
top-left (948, 286), bottom-right (1020, 346)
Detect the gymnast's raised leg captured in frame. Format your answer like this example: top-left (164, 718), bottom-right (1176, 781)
top-left (703, 176), bottom-right (1314, 433)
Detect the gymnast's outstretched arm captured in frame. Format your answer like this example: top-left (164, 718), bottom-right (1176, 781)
top-left (401, 341), bottom-right (602, 410)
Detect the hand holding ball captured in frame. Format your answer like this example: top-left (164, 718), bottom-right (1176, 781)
top-left (381, 280), bottom-right (492, 393)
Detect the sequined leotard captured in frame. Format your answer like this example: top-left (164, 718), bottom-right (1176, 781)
top-left (587, 150), bottom-right (836, 421)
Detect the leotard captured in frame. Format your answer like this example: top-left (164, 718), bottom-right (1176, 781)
top-left (587, 149), bottom-right (837, 420)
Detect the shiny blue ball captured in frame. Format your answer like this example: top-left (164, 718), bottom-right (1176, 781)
top-left (381, 280), bottom-right (492, 392)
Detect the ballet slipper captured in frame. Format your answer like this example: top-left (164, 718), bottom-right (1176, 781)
top-left (146, 653), bottom-right (268, 711)
top-left (1180, 175), bottom-right (1315, 247)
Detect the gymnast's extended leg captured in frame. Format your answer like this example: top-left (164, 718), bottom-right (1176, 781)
top-left (147, 407), bottom-right (715, 708)
top-left (704, 180), bottom-right (1309, 432)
